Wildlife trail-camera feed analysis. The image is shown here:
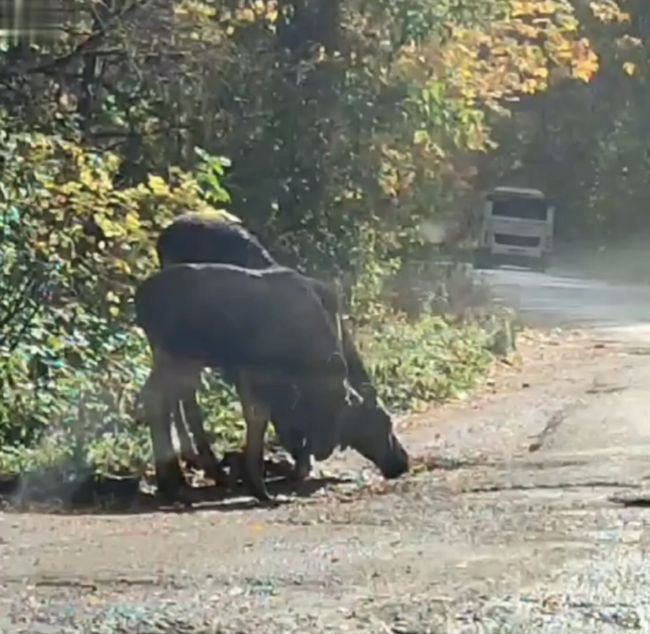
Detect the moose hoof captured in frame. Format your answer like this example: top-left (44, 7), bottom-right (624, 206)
top-left (250, 484), bottom-right (273, 504)
top-left (259, 496), bottom-right (281, 508)
top-left (242, 469), bottom-right (272, 504)
top-left (157, 484), bottom-right (195, 507)
top-left (222, 451), bottom-right (245, 488)
top-left (180, 452), bottom-right (203, 472)
top-left (290, 453), bottom-right (312, 482)
top-left (156, 470), bottom-right (195, 507)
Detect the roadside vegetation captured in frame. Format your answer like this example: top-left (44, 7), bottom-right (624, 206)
top-left (0, 0), bottom-right (641, 483)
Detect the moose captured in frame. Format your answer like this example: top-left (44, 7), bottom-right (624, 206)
top-left (135, 262), bottom-right (409, 502)
top-left (153, 212), bottom-right (400, 482)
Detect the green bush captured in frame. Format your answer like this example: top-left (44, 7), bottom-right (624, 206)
top-left (358, 313), bottom-right (492, 414)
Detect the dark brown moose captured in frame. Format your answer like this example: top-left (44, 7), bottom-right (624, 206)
top-left (155, 213), bottom-right (408, 483)
top-left (135, 262), bottom-right (409, 503)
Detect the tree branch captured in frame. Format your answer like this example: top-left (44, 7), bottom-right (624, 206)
top-left (0, 0), bottom-right (149, 78)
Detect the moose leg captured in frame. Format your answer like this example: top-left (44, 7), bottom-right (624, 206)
top-left (181, 391), bottom-right (228, 485)
top-left (141, 369), bottom-right (187, 500)
top-left (237, 376), bottom-right (272, 502)
top-left (173, 400), bottom-right (203, 471)
top-left (291, 437), bottom-right (312, 482)
top-left (274, 425), bottom-right (311, 482)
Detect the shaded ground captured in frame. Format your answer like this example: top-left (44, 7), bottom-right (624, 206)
top-left (4, 267), bottom-right (650, 633)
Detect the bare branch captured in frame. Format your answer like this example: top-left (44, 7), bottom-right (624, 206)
top-left (0, 0), bottom-right (150, 78)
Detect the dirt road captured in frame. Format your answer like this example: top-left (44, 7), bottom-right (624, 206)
top-left (3, 267), bottom-right (650, 633)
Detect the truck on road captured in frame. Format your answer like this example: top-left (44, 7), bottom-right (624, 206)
top-left (475, 186), bottom-right (555, 273)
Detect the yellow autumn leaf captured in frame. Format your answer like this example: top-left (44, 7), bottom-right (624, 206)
top-left (188, 207), bottom-right (242, 224)
top-left (115, 259), bottom-right (132, 275)
top-left (79, 167), bottom-right (95, 189)
top-left (124, 212), bottom-right (141, 233)
top-left (147, 174), bottom-right (170, 197)
top-left (58, 181), bottom-right (81, 196)
top-left (105, 153), bottom-right (121, 173)
top-left (413, 130), bottom-right (430, 145)
top-left (623, 62), bottom-right (636, 76)
top-left (237, 7), bottom-right (255, 22)
top-left (571, 43), bottom-right (599, 83)
top-left (266, 8), bottom-right (278, 23)
top-left (530, 66), bottom-right (548, 80)
top-left (589, 0), bottom-right (630, 23)
top-left (95, 215), bottom-right (123, 238)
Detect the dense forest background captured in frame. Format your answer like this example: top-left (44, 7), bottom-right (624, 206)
top-left (0, 0), bottom-right (645, 477)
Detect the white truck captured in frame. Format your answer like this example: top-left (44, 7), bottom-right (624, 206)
top-left (474, 186), bottom-right (554, 273)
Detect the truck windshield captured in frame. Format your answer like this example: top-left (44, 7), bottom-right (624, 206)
top-left (492, 198), bottom-right (547, 221)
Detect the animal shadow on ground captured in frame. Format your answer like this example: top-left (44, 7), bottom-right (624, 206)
top-left (0, 460), bottom-right (352, 516)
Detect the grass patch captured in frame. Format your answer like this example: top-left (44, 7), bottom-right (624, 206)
top-left (358, 313), bottom-right (492, 413)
